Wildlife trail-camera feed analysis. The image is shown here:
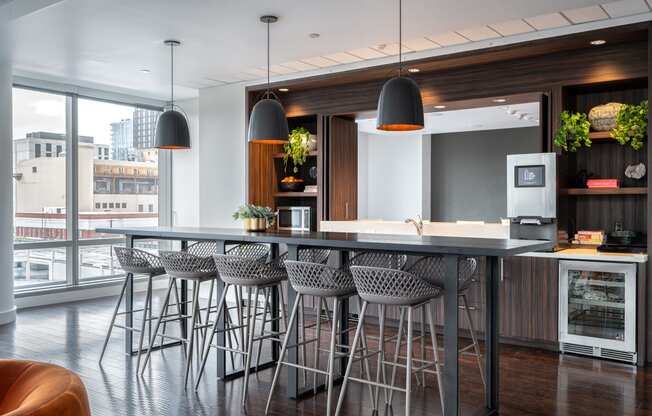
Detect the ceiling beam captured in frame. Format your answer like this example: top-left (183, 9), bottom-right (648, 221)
top-left (0, 0), bottom-right (65, 21)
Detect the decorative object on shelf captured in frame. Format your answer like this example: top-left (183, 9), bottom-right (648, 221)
top-left (279, 176), bottom-right (305, 192)
top-left (570, 169), bottom-right (594, 188)
top-left (588, 102), bottom-right (624, 131)
top-left (155, 40), bottom-right (191, 149)
top-left (248, 15), bottom-right (289, 144)
top-left (304, 185), bottom-right (318, 193)
top-left (624, 162), bottom-right (646, 187)
top-left (308, 165), bottom-right (318, 180)
top-left (376, 0), bottom-right (424, 131)
top-left (571, 230), bottom-right (605, 246)
top-left (307, 134), bottom-right (318, 151)
top-left (586, 179), bottom-right (620, 189)
top-left (611, 100), bottom-right (648, 150)
top-left (283, 127), bottom-right (311, 173)
top-left (233, 204), bottom-right (276, 231)
top-left (554, 111), bottom-right (591, 152)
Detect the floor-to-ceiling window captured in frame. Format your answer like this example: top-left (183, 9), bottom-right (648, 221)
top-left (12, 86), bottom-right (164, 291)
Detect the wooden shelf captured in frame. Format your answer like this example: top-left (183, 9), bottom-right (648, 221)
top-left (273, 191), bottom-right (318, 198)
top-left (272, 151), bottom-right (318, 159)
top-left (560, 187), bottom-right (647, 195)
top-left (589, 131), bottom-right (614, 142)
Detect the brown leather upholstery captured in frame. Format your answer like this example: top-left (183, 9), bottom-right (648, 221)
top-left (0, 360), bottom-right (90, 416)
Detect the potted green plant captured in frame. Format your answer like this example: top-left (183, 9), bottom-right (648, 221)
top-left (233, 204), bottom-right (275, 231)
top-left (554, 111), bottom-right (591, 152)
top-left (611, 100), bottom-right (648, 150)
top-left (283, 127), bottom-right (311, 174)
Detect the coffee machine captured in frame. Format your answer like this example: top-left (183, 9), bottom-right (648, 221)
top-left (506, 152), bottom-right (558, 247)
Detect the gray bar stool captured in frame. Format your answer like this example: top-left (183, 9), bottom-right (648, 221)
top-left (265, 260), bottom-right (376, 416)
top-left (407, 256), bottom-right (485, 386)
top-left (99, 247), bottom-right (166, 369)
top-left (140, 250), bottom-right (218, 388)
top-left (195, 253), bottom-right (288, 405)
top-left (336, 266), bottom-right (444, 416)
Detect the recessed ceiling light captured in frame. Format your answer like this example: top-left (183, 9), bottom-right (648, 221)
top-left (434, 105), bottom-right (446, 109)
top-left (433, 113), bottom-right (444, 116)
top-left (407, 68), bottom-right (420, 73)
top-left (278, 88), bottom-right (289, 92)
top-left (492, 98), bottom-right (507, 103)
top-left (139, 69), bottom-right (151, 74)
top-left (309, 33), bottom-right (320, 39)
top-left (590, 39), bottom-right (606, 46)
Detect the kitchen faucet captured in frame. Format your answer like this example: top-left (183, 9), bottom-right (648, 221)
top-left (405, 215), bottom-right (423, 236)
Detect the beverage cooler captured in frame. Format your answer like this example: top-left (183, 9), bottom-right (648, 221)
top-left (559, 260), bottom-right (637, 364)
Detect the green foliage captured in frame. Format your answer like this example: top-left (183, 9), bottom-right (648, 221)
top-left (283, 127), bottom-right (311, 174)
top-left (554, 111), bottom-right (591, 152)
top-left (611, 100), bottom-right (648, 150)
top-left (233, 204), bottom-right (276, 222)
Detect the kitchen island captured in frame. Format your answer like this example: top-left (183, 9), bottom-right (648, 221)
top-left (96, 225), bottom-right (552, 416)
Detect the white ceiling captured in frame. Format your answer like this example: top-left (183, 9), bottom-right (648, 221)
top-left (6, 0), bottom-right (652, 100)
top-left (357, 102), bottom-right (541, 135)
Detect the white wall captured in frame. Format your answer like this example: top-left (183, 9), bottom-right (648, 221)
top-left (357, 131), bottom-right (430, 221)
top-left (196, 83), bottom-right (247, 227)
top-left (172, 97), bottom-right (200, 226)
top-left (0, 18), bottom-right (16, 324)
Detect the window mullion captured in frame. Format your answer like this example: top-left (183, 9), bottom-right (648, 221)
top-left (66, 94), bottom-right (80, 286)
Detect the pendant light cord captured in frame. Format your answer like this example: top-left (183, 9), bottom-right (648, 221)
top-left (170, 42), bottom-right (174, 108)
top-left (266, 20), bottom-right (271, 98)
top-left (398, 0), bottom-right (402, 77)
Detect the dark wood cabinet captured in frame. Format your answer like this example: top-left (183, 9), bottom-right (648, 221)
top-left (327, 116), bottom-right (358, 221)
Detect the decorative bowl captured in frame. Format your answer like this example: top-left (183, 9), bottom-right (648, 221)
top-left (588, 102), bottom-right (624, 131)
top-left (279, 176), bottom-right (305, 192)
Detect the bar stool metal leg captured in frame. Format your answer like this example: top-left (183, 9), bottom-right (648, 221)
top-left (426, 300), bottom-right (445, 410)
top-left (461, 293), bottom-right (486, 387)
top-left (183, 280), bottom-right (201, 388)
top-left (265, 294), bottom-right (302, 415)
top-left (405, 306), bottom-right (413, 416)
top-left (334, 300), bottom-right (368, 416)
top-left (136, 275), bottom-right (153, 372)
top-left (326, 296), bottom-right (339, 416)
top-left (388, 307), bottom-right (405, 406)
top-left (313, 296), bottom-right (323, 394)
top-left (99, 273), bottom-right (130, 363)
top-left (194, 283), bottom-right (229, 389)
top-left (141, 278), bottom-right (176, 373)
top-left (242, 286), bottom-right (260, 405)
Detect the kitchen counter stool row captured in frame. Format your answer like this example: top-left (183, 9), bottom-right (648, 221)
top-left (100, 244), bottom-right (485, 415)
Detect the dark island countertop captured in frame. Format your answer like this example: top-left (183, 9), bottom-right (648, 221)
top-left (95, 226), bottom-right (554, 257)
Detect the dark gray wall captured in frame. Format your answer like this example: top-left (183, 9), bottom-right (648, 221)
top-left (430, 127), bottom-right (541, 223)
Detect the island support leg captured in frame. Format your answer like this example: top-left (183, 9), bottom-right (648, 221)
top-left (124, 235), bottom-right (134, 354)
top-left (286, 244), bottom-right (300, 398)
top-left (485, 256), bottom-right (500, 414)
top-left (214, 240), bottom-right (227, 379)
top-left (443, 255), bottom-right (459, 416)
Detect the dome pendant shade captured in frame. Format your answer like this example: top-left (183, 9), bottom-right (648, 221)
top-left (155, 109), bottom-right (191, 149)
top-left (248, 98), bottom-right (289, 144)
top-left (377, 76), bottom-right (424, 131)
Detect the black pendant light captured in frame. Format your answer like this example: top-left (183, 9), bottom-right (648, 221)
top-left (247, 15), bottom-right (289, 144)
top-left (155, 40), bottom-right (191, 149)
top-left (376, 0), bottom-right (424, 131)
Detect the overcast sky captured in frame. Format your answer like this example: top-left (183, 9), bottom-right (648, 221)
top-left (13, 88), bottom-right (134, 145)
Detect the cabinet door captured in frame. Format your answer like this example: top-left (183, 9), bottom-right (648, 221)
top-left (500, 257), bottom-right (558, 343)
top-left (328, 116), bottom-right (357, 221)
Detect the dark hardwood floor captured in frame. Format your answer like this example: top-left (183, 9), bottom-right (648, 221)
top-left (1, 289), bottom-right (651, 416)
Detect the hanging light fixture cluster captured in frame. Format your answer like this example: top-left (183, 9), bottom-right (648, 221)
top-left (376, 0), bottom-right (424, 131)
top-left (247, 15), bottom-right (289, 144)
top-left (155, 40), bottom-right (191, 149)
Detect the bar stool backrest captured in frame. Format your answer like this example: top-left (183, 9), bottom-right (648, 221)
top-left (350, 265), bottom-right (440, 305)
top-left (407, 256), bottom-right (478, 291)
top-left (159, 251), bottom-right (217, 280)
top-left (186, 241), bottom-right (270, 262)
top-left (347, 251), bottom-right (407, 271)
top-left (214, 254), bottom-right (285, 286)
top-left (114, 247), bottom-right (165, 275)
top-left (284, 260), bottom-right (355, 297)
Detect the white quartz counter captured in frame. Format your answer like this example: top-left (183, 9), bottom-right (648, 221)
top-left (320, 220), bottom-right (648, 264)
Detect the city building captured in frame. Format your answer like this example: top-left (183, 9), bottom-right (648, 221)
top-left (12, 131), bottom-right (99, 163)
top-left (110, 118), bottom-right (134, 161)
top-left (133, 108), bottom-right (158, 149)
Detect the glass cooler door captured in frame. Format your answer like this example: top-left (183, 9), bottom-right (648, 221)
top-left (559, 260), bottom-right (636, 352)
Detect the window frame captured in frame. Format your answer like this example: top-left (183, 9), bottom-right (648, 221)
top-left (12, 84), bottom-right (167, 294)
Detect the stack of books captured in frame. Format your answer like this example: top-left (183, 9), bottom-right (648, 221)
top-left (571, 230), bottom-right (605, 246)
top-left (304, 185), bottom-right (318, 193)
top-left (586, 179), bottom-right (620, 189)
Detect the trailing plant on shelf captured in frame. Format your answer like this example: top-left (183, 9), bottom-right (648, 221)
top-left (611, 100), bottom-right (648, 150)
top-left (554, 111), bottom-right (591, 152)
top-left (283, 127), bottom-right (311, 174)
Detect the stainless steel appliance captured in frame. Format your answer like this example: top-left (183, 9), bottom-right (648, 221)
top-left (277, 206), bottom-right (311, 231)
top-left (559, 260), bottom-right (637, 363)
top-left (506, 152), bottom-right (557, 245)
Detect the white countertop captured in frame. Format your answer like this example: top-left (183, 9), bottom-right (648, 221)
top-left (521, 248), bottom-right (648, 263)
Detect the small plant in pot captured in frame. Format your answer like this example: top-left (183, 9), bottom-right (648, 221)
top-left (233, 204), bottom-right (276, 231)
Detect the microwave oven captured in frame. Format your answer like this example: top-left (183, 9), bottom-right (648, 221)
top-left (277, 206), bottom-right (311, 231)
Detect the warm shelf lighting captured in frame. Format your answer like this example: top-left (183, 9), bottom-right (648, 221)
top-left (590, 39), bottom-right (606, 46)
